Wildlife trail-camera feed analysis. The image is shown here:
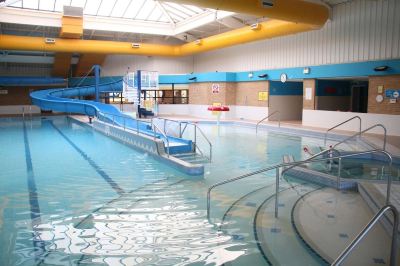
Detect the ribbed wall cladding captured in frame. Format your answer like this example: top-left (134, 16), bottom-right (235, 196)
top-left (193, 0), bottom-right (400, 72)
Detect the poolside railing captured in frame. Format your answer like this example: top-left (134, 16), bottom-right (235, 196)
top-left (333, 123), bottom-right (387, 151)
top-left (95, 111), bottom-right (171, 157)
top-left (256, 111), bottom-right (281, 133)
top-left (151, 117), bottom-right (213, 161)
top-left (207, 149), bottom-right (393, 223)
top-left (332, 204), bottom-right (398, 266)
top-left (323, 116), bottom-right (362, 146)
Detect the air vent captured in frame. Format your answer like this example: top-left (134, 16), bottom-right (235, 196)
top-left (63, 6), bottom-right (83, 17)
top-left (45, 38), bottom-right (56, 44)
top-left (131, 43), bottom-right (141, 48)
top-left (250, 23), bottom-right (261, 30)
top-left (261, 0), bottom-right (274, 8)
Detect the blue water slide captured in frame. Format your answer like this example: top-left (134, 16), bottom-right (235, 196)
top-left (30, 80), bottom-right (193, 154)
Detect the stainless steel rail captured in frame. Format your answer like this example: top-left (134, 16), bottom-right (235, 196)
top-left (97, 111), bottom-right (171, 156)
top-left (152, 117), bottom-right (213, 161)
top-left (333, 123), bottom-right (387, 151)
top-left (207, 149), bottom-right (393, 222)
top-left (256, 111), bottom-right (281, 133)
top-left (152, 123), bottom-right (170, 157)
top-left (324, 116), bottom-right (362, 146)
top-left (282, 148), bottom-right (341, 176)
top-left (331, 204), bottom-right (398, 266)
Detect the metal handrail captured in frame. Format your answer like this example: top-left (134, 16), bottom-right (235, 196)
top-left (324, 116), bottom-right (362, 146)
top-left (186, 121), bottom-right (213, 161)
top-left (282, 147), bottom-right (341, 175)
top-left (256, 111), bottom-right (281, 133)
top-left (331, 204), bottom-right (398, 266)
top-left (97, 111), bottom-right (151, 132)
top-left (333, 123), bottom-right (387, 151)
top-left (207, 149), bottom-right (392, 222)
top-left (152, 117), bottom-right (213, 161)
top-left (152, 123), bottom-right (170, 157)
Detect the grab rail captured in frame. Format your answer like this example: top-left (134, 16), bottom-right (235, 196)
top-left (152, 117), bottom-right (212, 161)
top-left (96, 111), bottom-right (171, 156)
top-left (324, 116), bottom-right (362, 146)
top-left (282, 148), bottom-right (342, 187)
top-left (332, 204), bottom-right (398, 266)
top-left (152, 123), bottom-right (170, 157)
top-left (333, 124), bottom-right (387, 151)
top-left (256, 111), bottom-right (280, 133)
top-left (207, 149), bottom-right (392, 222)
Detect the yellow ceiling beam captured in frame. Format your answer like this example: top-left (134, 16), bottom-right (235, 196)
top-left (0, 19), bottom-right (313, 57)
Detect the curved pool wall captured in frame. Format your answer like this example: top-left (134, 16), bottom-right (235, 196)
top-left (29, 80), bottom-right (193, 154)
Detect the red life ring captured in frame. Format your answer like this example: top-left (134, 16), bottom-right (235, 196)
top-left (207, 106), bottom-right (230, 111)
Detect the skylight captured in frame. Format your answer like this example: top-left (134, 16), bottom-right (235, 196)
top-left (2, 0), bottom-right (211, 23)
top-left (0, 0), bottom-right (234, 37)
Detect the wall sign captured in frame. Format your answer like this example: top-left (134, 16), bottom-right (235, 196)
top-left (211, 83), bottom-right (220, 94)
top-left (258, 91), bottom-right (268, 101)
top-left (385, 89), bottom-right (400, 98)
top-left (0, 89), bottom-right (8, 95)
top-left (305, 87), bottom-right (313, 100)
top-left (377, 85), bottom-right (383, 94)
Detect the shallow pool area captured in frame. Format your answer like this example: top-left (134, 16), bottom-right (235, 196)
top-left (0, 116), bottom-right (398, 265)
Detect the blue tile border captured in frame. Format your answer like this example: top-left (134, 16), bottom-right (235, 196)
top-left (290, 188), bottom-right (330, 265)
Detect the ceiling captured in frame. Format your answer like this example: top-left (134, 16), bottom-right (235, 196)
top-left (0, 0), bottom-right (353, 69)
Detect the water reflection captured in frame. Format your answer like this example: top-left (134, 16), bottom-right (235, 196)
top-left (32, 180), bottom-right (247, 265)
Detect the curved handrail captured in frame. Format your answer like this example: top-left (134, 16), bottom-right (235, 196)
top-left (331, 204), bottom-right (398, 266)
top-left (256, 111), bottom-right (281, 133)
top-left (281, 147), bottom-right (341, 175)
top-left (324, 116), bottom-right (362, 146)
top-left (333, 124), bottom-right (387, 151)
top-left (152, 117), bottom-right (213, 161)
top-left (186, 121), bottom-right (212, 161)
top-left (207, 149), bottom-right (392, 222)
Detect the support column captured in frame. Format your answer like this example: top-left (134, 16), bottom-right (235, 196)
top-left (94, 65), bottom-right (100, 102)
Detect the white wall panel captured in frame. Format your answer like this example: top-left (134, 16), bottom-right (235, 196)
top-left (102, 54), bottom-right (194, 76)
top-left (194, 0), bottom-right (400, 72)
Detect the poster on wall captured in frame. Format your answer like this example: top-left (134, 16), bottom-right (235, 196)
top-left (212, 83), bottom-right (220, 94)
top-left (258, 91), bottom-right (268, 101)
top-left (305, 87), bottom-right (313, 100)
top-left (385, 89), bottom-right (400, 98)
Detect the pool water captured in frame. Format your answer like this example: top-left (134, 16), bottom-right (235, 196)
top-left (0, 116), bottom-right (376, 265)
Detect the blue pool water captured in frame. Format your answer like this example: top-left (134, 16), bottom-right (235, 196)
top-left (0, 116), bottom-right (327, 265)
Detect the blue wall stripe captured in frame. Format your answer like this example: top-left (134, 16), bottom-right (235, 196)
top-left (159, 59), bottom-right (400, 84)
top-left (49, 121), bottom-right (125, 195)
top-left (269, 81), bottom-right (303, 96)
top-left (22, 121), bottom-right (46, 261)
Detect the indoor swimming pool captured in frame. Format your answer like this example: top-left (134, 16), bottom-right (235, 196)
top-left (0, 116), bottom-right (396, 265)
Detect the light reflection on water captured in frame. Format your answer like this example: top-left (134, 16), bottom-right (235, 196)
top-left (1, 117), bottom-right (324, 265)
top-left (31, 180), bottom-right (247, 265)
